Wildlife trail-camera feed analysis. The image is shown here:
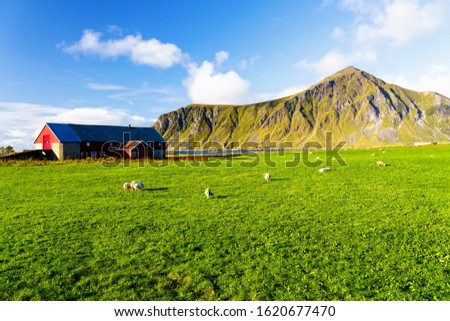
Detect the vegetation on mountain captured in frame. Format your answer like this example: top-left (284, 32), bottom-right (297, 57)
top-left (154, 67), bottom-right (450, 148)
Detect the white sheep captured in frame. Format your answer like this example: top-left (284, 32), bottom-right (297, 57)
top-left (318, 167), bottom-right (330, 173)
top-left (205, 187), bottom-right (214, 199)
top-left (376, 160), bottom-right (386, 167)
top-left (130, 181), bottom-right (144, 190)
top-left (371, 153), bottom-right (377, 157)
top-left (264, 173), bottom-right (271, 181)
top-left (123, 182), bottom-right (131, 190)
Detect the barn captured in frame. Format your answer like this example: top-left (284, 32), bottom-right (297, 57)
top-left (34, 123), bottom-right (166, 160)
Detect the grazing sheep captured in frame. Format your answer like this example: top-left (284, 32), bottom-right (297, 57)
top-left (264, 173), bottom-right (271, 181)
top-left (318, 167), bottom-right (330, 173)
top-left (205, 187), bottom-right (214, 199)
top-left (376, 160), bottom-right (386, 167)
top-left (123, 182), bottom-right (131, 190)
top-left (371, 153), bottom-right (377, 157)
top-left (130, 181), bottom-right (144, 190)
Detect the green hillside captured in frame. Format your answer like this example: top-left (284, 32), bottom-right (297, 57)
top-left (154, 67), bottom-right (450, 148)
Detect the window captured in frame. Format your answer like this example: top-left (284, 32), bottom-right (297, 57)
top-left (90, 151), bottom-right (97, 158)
top-left (86, 142), bottom-right (90, 147)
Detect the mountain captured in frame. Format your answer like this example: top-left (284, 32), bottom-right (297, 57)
top-left (153, 67), bottom-right (450, 148)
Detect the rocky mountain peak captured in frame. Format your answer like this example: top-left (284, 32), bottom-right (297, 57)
top-left (154, 67), bottom-right (450, 148)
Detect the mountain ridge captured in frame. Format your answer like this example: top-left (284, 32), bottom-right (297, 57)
top-left (154, 66), bottom-right (450, 148)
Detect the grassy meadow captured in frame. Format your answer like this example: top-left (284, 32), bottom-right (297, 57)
top-left (1, 145), bottom-right (449, 300)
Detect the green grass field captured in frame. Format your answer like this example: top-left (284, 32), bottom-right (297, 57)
top-left (1, 145), bottom-right (449, 300)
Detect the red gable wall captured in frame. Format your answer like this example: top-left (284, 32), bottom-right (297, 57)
top-left (33, 124), bottom-right (60, 144)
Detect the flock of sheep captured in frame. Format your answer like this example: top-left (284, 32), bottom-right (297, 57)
top-left (123, 181), bottom-right (144, 191)
top-left (122, 153), bottom-right (388, 198)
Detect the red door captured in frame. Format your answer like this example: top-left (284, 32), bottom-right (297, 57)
top-left (43, 135), bottom-right (51, 150)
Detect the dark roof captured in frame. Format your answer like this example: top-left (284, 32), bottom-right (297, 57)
top-left (46, 123), bottom-right (165, 143)
top-left (47, 123), bottom-right (80, 142)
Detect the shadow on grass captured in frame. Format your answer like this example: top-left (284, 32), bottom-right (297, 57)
top-left (269, 178), bottom-right (289, 181)
top-left (215, 195), bottom-right (230, 199)
top-left (142, 187), bottom-right (169, 192)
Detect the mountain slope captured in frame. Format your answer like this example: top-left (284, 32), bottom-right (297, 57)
top-left (154, 67), bottom-right (450, 148)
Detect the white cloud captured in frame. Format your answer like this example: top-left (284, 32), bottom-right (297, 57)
top-left (296, 50), bottom-right (349, 75)
top-left (295, 49), bottom-right (376, 76)
top-left (297, 0), bottom-right (445, 76)
top-left (0, 102), bottom-right (153, 151)
top-left (105, 25), bottom-right (123, 36)
top-left (183, 53), bottom-right (251, 104)
top-left (393, 63), bottom-right (450, 97)
top-left (185, 50), bottom-right (305, 104)
top-left (331, 27), bottom-right (346, 41)
top-left (86, 83), bottom-right (128, 90)
top-left (337, 0), bottom-right (379, 14)
top-left (60, 29), bottom-right (184, 68)
top-left (418, 74), bottom-right (450, 97)
top-left (253, 84), bottom-right (308, 102)
top-left (52, 107), bottom-right (142, 124)
top-left (239, 55), bottom-right (261, 70)
top-left (356, 0), bottom-right (443, 47)
top-left (394, 74), bottom-right (410, 88)
top-left (215, 51), bottom-right (229, 66)
top-left (275, 85), bottom-right (308, 98)
top-left (428, 63), bottom-right (450, 74)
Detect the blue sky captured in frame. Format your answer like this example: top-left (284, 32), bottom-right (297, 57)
top-left (1, 0), bottom-right (449, 150)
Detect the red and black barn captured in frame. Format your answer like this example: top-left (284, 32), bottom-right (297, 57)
top-left (34, 123), bottom-right (166, 160)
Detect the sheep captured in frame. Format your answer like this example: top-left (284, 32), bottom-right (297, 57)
top-left (371, 153), bottom-right (377, 157)
top-left (376, 160), bottom-right (386, 167)
top-left (318, 167), bottom-right (330, 173)
top-left (264, 173), bottom-right (271, 181)
top-left (123, 182), bottom-right (131, 190)
top-left (130, 181), bottom-right (144, 190)
top-left (205, 187), bottom-right (214, 199)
